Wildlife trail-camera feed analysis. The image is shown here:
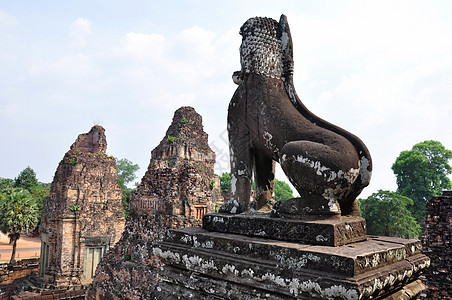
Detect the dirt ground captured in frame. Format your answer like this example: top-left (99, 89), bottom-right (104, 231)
top-left (0, 233), bottom-right (41, 263)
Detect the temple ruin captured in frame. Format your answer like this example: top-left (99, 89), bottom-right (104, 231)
top-left (152, 15), bottom-right (430, 299)
top-left (39, 125), bottom-right (125, 287)
top-left (130, 106), bottom-right (221, 225)
top-left (422, 191), bottom-right (451, 299)
top-left (88, 106), bottom-right (222, 299)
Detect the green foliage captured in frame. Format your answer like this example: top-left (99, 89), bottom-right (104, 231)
top-left (123, 254), bottom-right (131, 261)
top-left (0, 188), bottom-right (39, 265)
top-left (14, 166), bottom-right (39, 191)
top-left (12, 167), bottom-right (49, 226)
top-left (115, 158), bottom-right (140, 218)
top-left (68, 157), bottom-right (77, 165)
top-left (219, 172), bottom-right (231, 193)
top-left (274, 179), bottom-right (293, 202)
top-left (30, 184), bottom-right (50, 218)
top-left (121, 188), bottom-right (134, 218)
top-left (359, 190), bottom-right (421, 239)
top-left (116, 158), bottom-right (140, 188)
top-left (392, 140), bottom-right (452, 224)
top-left (69, 204), bottom-right (80, 212)
top-left (115, 289), bottom-right (122, 297)
top-left (215, 202), bottom-right (222, 212)
top-left (218, 172), bottom-right (293, 202)
top-left (210, 180), bottom-right (215, 190)
top-left (181, 118), bottom-right (189, 124)
top-left (5, 169), bottom-right (49, 225)
top-left (0, 178), bottom-right (14, 191)
top-left (167, 135), bottom-right (175, 144)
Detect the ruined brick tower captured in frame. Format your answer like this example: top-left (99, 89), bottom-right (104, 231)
top-left (130, 106), bottom-right (221, 224)
top-left (422, 191), bottom-right (452, 299)
top-left (39, 125), bottom-right (125, 287)
top-left (88, 107), bottom-right (222, 299)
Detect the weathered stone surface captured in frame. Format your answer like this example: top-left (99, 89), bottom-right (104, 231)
top-left (154, 227), bottom-right (430, 299)
top-left (203, 212), bottom-right (366, 246)
top-left (161, 227), bottom-right (425, 277)
top-left (130, 106), bottom-right (221, 223)
top-left (0, 259), bottom-right (39, 286)
top-left (88, 212), bottom-right (169, 300)
top-left (221, 14), bottom-right (372, 217)
top-left (386, 280), bottom-right (426, 300)
top-left (39, 125), bottom-right (125, 287)
top-left (421, 191), bottom-right (451, 299)
top-left (88, 107), bottom-right (222, 299)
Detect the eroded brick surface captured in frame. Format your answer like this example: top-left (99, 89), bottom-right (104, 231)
top-left (89, 107), bottom-right (222, 299)
top-left (421, 191), bottom-right (451, 299)
top-left (39, 125), bottom-right (125, 287)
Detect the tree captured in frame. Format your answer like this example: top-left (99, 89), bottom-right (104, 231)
top-left (0, 178), bottom-right (14, 191)
top-left (116, 158), bottom-right (140, 218)
top-left (0, 188), bottom-right (39, 265)
top-left (116, 158), bottom-right (140, 188)
top-left (4, 169), bottom-right (49, 230)
top-left (392, 140), bottom-right (452, 224)
top-left (218, 172), bottom-right (293, 202)
top-left (14, 166), bottom-right (39, 192)
top-left (219, 172), bottom-right (231, 193)
top-left (274, 179), bottom-right (293, 201)
top-left (30, 183), bottom-right (50, 219)
top-left (359, 190), bottom-right (421, 239)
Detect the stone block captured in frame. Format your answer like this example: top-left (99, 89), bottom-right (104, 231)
top-left (203, 212), bottom-right (367, 246)
top-left (154, 227), bottom-right (430, 299)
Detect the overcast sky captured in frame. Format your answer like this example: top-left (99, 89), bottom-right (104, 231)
top-left (1, 0), bottom-right (451, 198)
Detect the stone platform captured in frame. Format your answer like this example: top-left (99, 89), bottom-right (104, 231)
top-left (154, 227), bottom-right (430, 299)
top-left (203, 212), bottom-right (367, 246)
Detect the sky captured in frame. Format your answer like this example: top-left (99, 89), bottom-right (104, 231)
top-left (0, 0), bottom-right (451, 198)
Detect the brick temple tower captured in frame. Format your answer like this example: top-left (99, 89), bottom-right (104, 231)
top-left (130, 106), bottom-right (222, 226)
top-left (39, 125), bottom-right (125, 287)
top-left (88, 107), bottom-right (222, 299)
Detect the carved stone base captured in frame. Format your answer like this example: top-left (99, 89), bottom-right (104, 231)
top-left (154, 227), bottom-right (430, 299)
top-left (203, 212), bottom-right (366, 246)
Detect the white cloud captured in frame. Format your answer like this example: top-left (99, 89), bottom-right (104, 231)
top-left (30, 53), bottom-right (94, 75)
top-left (120, 32), bottom-right (165, 59)
top-left (178, 25), bottom-right (216, 58)
top-left (70, 17), bottom-right (92, 47)
top-left (0, 9), bottom-right (18, 29)
top-left (112, 25), bottom-right (237, 89)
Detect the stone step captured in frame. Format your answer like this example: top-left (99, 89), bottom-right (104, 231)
top-left (155, 227), bottom-right (430, 299)
top-left (164, 227), bottom-right (421, 277)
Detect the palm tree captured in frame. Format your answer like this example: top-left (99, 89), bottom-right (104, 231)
top-left (0, 188), bottom-right (39, 266)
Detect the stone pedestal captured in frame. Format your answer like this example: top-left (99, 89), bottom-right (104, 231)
top-left (154, 213), bottom-right (430, 299)
top-left (203, 212), bottom-right (367, 246)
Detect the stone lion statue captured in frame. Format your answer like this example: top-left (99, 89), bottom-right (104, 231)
top-left (219, 15), bottom-right (372, 218)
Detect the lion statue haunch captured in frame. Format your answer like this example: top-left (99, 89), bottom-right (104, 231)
top-left (219, 15), bottom-right (372, 218)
